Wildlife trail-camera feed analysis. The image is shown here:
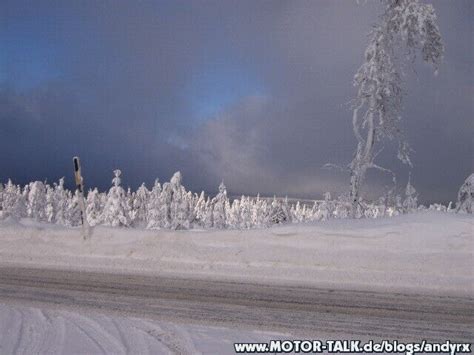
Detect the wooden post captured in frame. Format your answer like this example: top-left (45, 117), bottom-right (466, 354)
top-left (73, 156), bottom-right (90, 239)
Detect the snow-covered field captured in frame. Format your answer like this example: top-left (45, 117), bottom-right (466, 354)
top-left (0, 211), bottom-right (472, 296)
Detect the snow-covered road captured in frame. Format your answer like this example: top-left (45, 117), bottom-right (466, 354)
top-left (0, 266), bottom-right (472, 351)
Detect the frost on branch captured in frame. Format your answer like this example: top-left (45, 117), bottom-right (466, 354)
top-left (456, 173), bottom-right (474, 214)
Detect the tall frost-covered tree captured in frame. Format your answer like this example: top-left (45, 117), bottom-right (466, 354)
top-left (213, 182), bottom-right (228, 229)
top-left (132, 183), bottom-right (150, 226)
top-left (252, 195), bottom-right (268, 227)
top-left (349, 0), bottom-right (443, 216)
top-left (239, 196), bottom-right (252, 229)
top-left (227, 199), bottom-right (241, 229)
top-left (193, 191), bottom-right (207, 227)
top-left (54, 178), bottom-right (69, 226)
top-left (86, 188), bottom-right (102, 226)
top-left (28, 181), bottom-right (47, 221)
top-left (203, 196), bottom-right (214, 229)
top-left (147, 179), bottom-right (163, 229)
top-left (102, 170), bottom-right (131, 227)
top-left (45, 185), bottom-right (56, 223)
top-left (126, 187), bottom-right (134, 221)
top-left (2, 180), bottom-right (23, 218)
top-left (169, 171), bottom-right (191, 229)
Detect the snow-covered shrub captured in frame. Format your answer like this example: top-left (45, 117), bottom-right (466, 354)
top-left (429, 203), bottom-right (447, 212)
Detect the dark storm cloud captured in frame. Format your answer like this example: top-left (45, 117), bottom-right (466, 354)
top-left (1, 0), bottom-right (472, 202)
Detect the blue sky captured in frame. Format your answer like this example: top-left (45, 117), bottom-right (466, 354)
top-left (1, 0), bottom-right (472, 202)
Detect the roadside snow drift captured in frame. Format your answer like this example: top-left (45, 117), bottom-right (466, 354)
top-left (0, 211), bottom-right (472, 296)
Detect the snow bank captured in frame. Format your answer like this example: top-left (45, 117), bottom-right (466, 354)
top-left (0, 212), bottom-right (472, 296)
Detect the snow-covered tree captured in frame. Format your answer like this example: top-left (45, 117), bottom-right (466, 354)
top-left (146, 179), bottom-right (163, 229)
top-left (86, 188), bottom-right (102, 226)
top-left (348, 0), bottom-right (443, 217)
top-left (203, 196), bottom-right (214, 229)
top-left (45, 185), bottom-right (56, 223)
top-left (227, 198), bottom-right (241, 228)
top-left (193, 191), bottom-right (207, 227)
top-left (65, 190), bottom-right (82, 226)
top-left (54, 178), bottom-right (69, 226)
top-left (252, 195), bottom-right (270, 227)
top-left (456, 173), bottom-right (474, 214)
top-left (169, 171), bottom-right (191, 229)
top-left (1, 180), bottom-right (23, 218)
top-left (212, 182), bottom-right (228, 229)
top-left (403, 175), bottom-right (418, 212)
top-left (187, 191), bottom-right (197, 226)
top-left (28, 181), bottom-right (47, 221)
top-left (17, 185), bottom-right (28, 218)
top-left (131, 183), bottom-right (149, 226)
top-left (316, 192), bottom-right (332, 221)
top-left (126, 187), bottom-right (134, 222)
top-left (268, 197), bottom-right (289, 225)
top-left (101, 170), bottom-right (131, 227)
top-left (239, 196), bottom-right (252, 229)
top-left (333, 193), bottom-right (351, 219)
top-left (159, 180), bottom-right (174, 229)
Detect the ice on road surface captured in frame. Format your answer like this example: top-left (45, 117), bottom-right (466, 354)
top-left (0, 211), bottom-right (472, 296)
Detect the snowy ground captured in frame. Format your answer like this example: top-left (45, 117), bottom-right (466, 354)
top-left (0, 211), bottom-right (472, 296)
top-left (0, 211), bottom-right (472, 354)
top-left (0, 303), bottom-right (287, 355)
